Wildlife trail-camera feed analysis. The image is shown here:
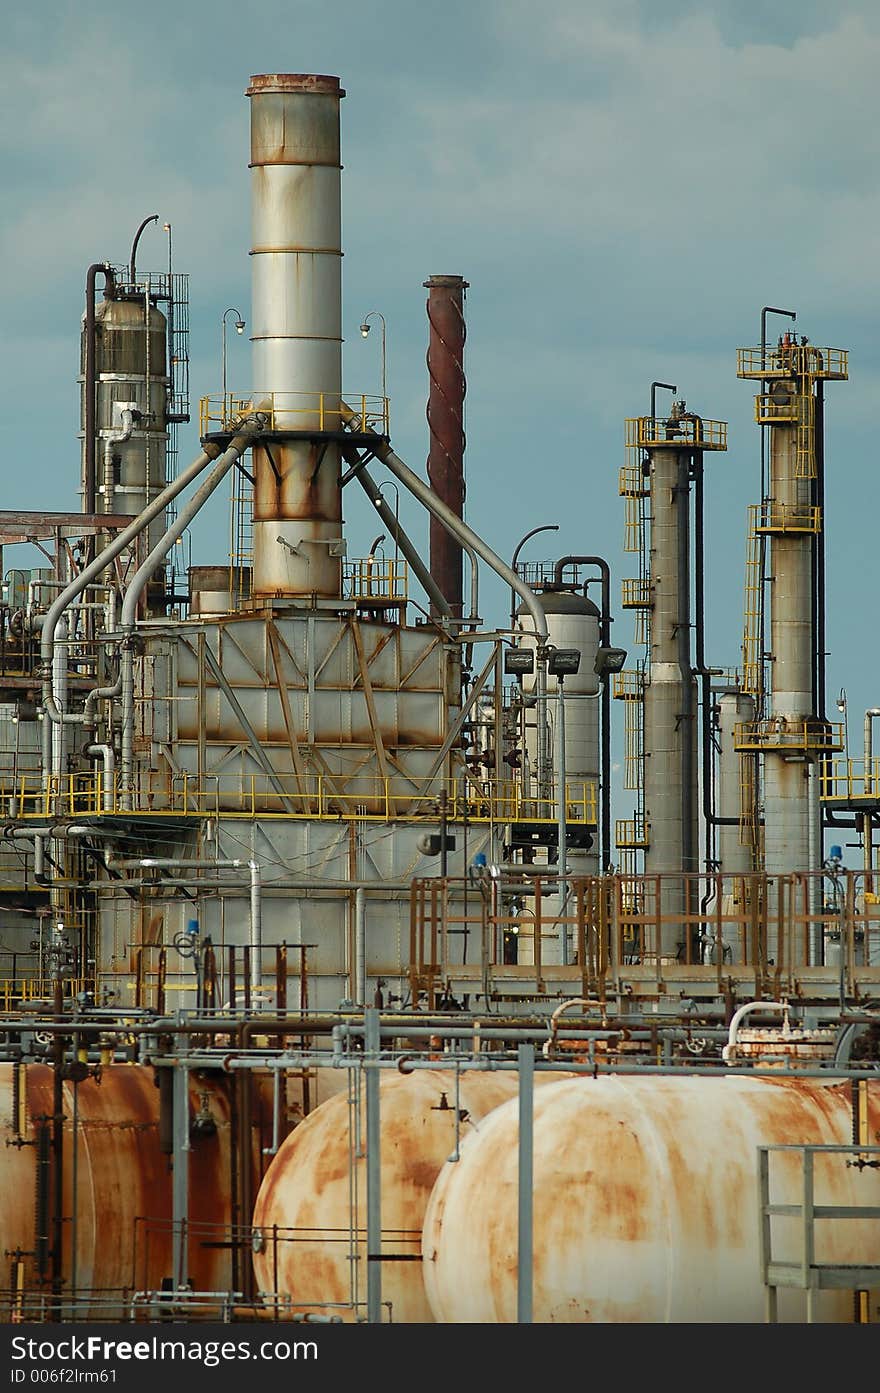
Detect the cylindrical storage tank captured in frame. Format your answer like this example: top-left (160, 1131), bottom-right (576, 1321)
top-left (423, 1074), bottom-right (880, 1323)
top-left (0, 1063), bottom-right (270, 1319)
top-left (80, 294), bottom-right (168, 582)
top-left (189, 565), bottom-right (236, 616)
top-left (251, 1069), bottom-right (522, 1322)
top-left (247, 74), bottom-right (345, 599)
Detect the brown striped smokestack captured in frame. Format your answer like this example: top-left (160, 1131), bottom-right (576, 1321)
top-left (424, 275), bottom-right (468, 619)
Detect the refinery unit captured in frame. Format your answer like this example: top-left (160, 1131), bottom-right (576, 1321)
top-left (0, 71), bottom-right (877, 1326)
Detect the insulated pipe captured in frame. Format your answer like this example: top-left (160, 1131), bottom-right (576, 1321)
top-left (42, 442), bottom-right (222, 725)
top-left (51, 621), bottom-right (68, 789)
top-left (721, 999), bottom-right (789, 1063)
top-left (102, 407), bottom-right (136, 516)
top-left (85, 744), bottom-right (115, 812)
top-left (249, 860), bottom-right (262, 994)
top-left (865, 711), bottom-right (880, 884)
top-left (424, 274), bottom-right (468, 619)
top-left (340, 402), bottom-right (550, 787)
top-left (247, 74), bottom-right (345, 598)
top-left (83, 264), bottom-right (116, 518)
top-left (119, 416), bottom-right (268, 803)
top-left (120, 416), bottom-right (268, 630)
top-left (355, 886), bottom-right (366, 1007)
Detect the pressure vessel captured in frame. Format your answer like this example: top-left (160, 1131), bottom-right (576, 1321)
top-left (0, 1063), bottom-right (272, 1319)
top-left (251, 1068), bottom-right (522, 1322)
top-left (422, 1073), bottom-right (880, 1323)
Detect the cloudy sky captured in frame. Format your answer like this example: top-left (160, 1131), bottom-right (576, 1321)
top-left (2, 0), bottom-right (878, 838)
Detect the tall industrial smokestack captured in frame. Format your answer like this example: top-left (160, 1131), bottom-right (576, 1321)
top-left (424, 275), bottom-right (468, 619)
top-left (247, 74), bottom-right (345, 599)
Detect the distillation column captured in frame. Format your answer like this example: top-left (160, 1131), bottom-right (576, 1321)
top-left (248, 73), bottom-right (345, 599)
top-left (735, 340), bottom-right (848, 885)
top-left (642, 414), bottom-right (699, 946)
top-left (635, 407), bottom-right (727, 956)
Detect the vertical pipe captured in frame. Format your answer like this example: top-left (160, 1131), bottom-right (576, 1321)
top-left (516, 1041), bottom-right (534, 1324)
top-left (865, 711), bottom-right (880, 889)
top-left (172, 1056), bottom-right (190, 1290)
top-left (247, 74), bottom-right (345, 598)
top-left (355, 887), bottom-right (366, 1007)
top-left (424, 275), bottom-right (468, 619)
top-left (249, 860), bottom-right (262, 993)
top-left (556, 679), bottom-right (568, 965)
top-left (364, 1007), bottom-right (382, 1323)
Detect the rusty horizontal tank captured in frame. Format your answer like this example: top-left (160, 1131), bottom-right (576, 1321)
top-left (0, 1063), bottom-right (275, 1319)
top-left (422, 1074), bottom-right (880, 1323)
top-left (251, 1068), bottom-right (527, 1322)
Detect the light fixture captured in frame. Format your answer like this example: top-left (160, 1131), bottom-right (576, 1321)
top-left (360, 322), bottom-right (370, 338)
top-left (504, 648), bottom-right (535, 676)
top-left (235, 320), bottom-right (245, 335)
top-left (547, 648), bottom-right (581, 678)
top-left (836, 688), bottom-right (847, 714)
top-left (594, 646), bottom-right (628, 678)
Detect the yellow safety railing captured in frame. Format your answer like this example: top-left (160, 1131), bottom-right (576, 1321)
top-left (737, 346), bottom-right (848, 381)
top-left (343, 557), bottom-right (408, 604)
top-left (734, 721), bottom-right (845, 754)
top-left (742, 504), bottom-right (764, 699)
top-left (755, 502), bottom-right (821, 534)
top-left (0, 772), bottom-right (598, 826)
top-left (612, 669), bottom-right (646, 704)
top-left (199, 391), bottom-right (390, 436)
top-left (615, 813), bottom-right (650, 850)
top-left (621, 578), bottom-right (651, 609)
top-left (625, 416), bottom-right (728, 451)
top-left (0, 977), bottom-right (94, 1010)
top-left (819, 758), bottom-right (880, 801)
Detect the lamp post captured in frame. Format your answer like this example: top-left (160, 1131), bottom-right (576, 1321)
top-left (509, 524), bottom-right (559, 635)
top-left (222, 307), bottom-right (246, 424)
top-left (359, 312), bottom-right (387, 416)
top-left (373, 478), bottom-right (400, 577)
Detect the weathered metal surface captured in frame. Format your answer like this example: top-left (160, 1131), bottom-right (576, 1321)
top-left (422, 1075), bottom-right (880, 1323)
top-left (424, 276), bottom-right (468, 619)
top-left (247, 73), bottom-right (344, 597)
top-left (251, 1069), bottom-right (520, 1321)
top-left (0, 1065), bottom-right (277, 1316)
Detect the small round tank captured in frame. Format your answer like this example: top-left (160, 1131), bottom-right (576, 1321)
top-left (0, 1063), bottom-right (271, 1318)
top-left (422, 1074), bottom-right (880, 1323)
top-left (251, 1069), bottom-right (522, 1322)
